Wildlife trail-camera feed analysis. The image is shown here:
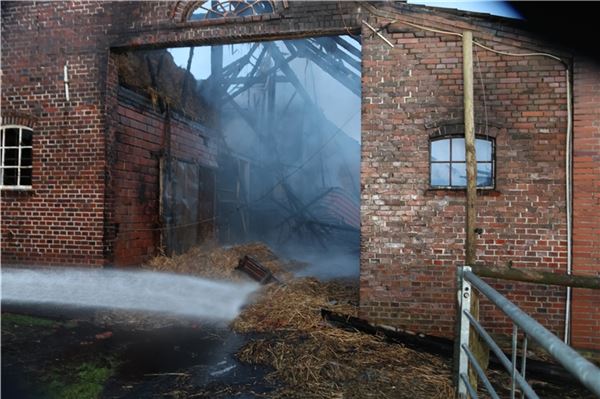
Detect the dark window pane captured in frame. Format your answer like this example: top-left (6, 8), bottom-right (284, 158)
top-left (21, 129), bottom-right (33, 146)
top-left (477, 163), bottom-right (493, 187)
top-left (431, 139), bottom-right (450, 161)
top-left (450, 162), bottom-right (467, 186)
top-left (20, 168), bottom-right (32, 186)
top-left (4, 129), bottom-right (19, 147)
top-left (476, 139), bottom-right (492, 161)
top-left (21, 148), bottom-right (32, 167)
top-left (431, 163), bottom-right (450, 186)
top-left (239, 6), bottom-right (253, 17)
top-left (255, 1), bottom-right (273, 14)
top-left (3, 168), bottom-right (18, 185)
top-left (4, 148), bottom-right (18, 166)
top-left (451, 138), bottom-right (465, 161)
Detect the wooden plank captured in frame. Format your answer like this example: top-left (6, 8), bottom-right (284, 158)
top-left (180, 46), bottom-right (195, 104)
top-left (331, 36), bottom-right (361, 59)
top-left (472, 265), bottom-right (600, 290)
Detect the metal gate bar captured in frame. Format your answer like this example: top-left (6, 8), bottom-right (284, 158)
top-left (462, 311), bottom-right (538, 398)
top-left (457, 266), bottom-right (600, 398)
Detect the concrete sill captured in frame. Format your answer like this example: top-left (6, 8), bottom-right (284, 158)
top-left (425, 188), bottom-right (501, 197)
top-left (1, 187), bottom-right (34, 196)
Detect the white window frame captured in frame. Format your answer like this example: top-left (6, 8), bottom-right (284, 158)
top-left (1, 125), bottom-right (33, 190)
top-left (429, 135), bottom-right (495, 190)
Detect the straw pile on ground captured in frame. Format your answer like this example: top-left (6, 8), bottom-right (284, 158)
top-left (147, 242), bottom-right (454, 398)
top-left (145, 241), bottom-right (293, 281)
top-left (233, 279), bottom-right (453, 398)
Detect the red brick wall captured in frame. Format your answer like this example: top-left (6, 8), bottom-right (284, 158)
top-left (1, 1), bottom-right (360, 266)
top-left (1, 2), bottom-right (111, 266)
top-left (360, 6), bottom-right (570, 340)
top-left (2, 1), bottom-right (598, 349)
top-left (110, 88), bottom-right (218, 265)
top-left (571, 58), bottom-right (600, 349)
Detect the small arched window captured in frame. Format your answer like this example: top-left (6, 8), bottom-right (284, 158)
top-left (1, 125), bottom-right (33, 189)
top-left (189, 1), bottom-right (275, 21)
top-left (430, 136), bottom-right (494, 189)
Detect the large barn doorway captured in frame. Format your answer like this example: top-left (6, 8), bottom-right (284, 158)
top-left (115, 36), bottom-right (361, 278)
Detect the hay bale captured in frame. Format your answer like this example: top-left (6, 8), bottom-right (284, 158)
top-left (115, 49), bottom-right (214, 124)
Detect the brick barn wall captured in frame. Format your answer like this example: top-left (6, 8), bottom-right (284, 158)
top-left (360, 5), bottom-right (570, 340)
top-left (1, 1), bottom-right (112, 266)
top-left (0, 1), bottom-right (361, 266)
top-left (111, 88), bottom-right (218, 266)
top-left (571, 58), bottom-right (600, 349)
top-left (2, 1), bottom-right (598, 349)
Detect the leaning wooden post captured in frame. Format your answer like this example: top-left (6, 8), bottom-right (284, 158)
top-left (463, 31), bottom-right (476, 267)
top-left (457, 30), bottom-right (488, 395)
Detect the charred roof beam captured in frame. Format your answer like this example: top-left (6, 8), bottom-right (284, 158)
top-left (310, 37), bottom-right (361, 73)
top-left (220, 48), bottom-right (297, 104)
top-left (286, 40), bottom-right (360, 97)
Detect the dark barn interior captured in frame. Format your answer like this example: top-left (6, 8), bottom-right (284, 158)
top-left (112, 36), bottom-right (362, 277)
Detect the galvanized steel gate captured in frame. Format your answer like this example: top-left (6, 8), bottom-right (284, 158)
top-left (457, 266), bottom-right (600, 398)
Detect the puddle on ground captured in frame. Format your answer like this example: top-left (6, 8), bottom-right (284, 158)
top-left (2, 306), bottom-right (594, 399)
top-left (1, 307), bottom-right (275, 399)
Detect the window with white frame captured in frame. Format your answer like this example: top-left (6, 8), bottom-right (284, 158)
top-left (430, 136), bottom-right (494, 189)
top-left (1, 126), bottom-right (33, 189)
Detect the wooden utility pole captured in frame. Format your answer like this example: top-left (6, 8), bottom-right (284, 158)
top-left (463, 31), bottom-right (477, 266)
top-left (462, 31), bottom-right (489, 394)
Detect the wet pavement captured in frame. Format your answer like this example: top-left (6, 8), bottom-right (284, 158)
top-left (2, 304), bottom-right (596, 399)
top-left (1, 305), bottom-right (275, 399)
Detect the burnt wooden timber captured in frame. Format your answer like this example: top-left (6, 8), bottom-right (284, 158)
top-left (472, 265), bottom-right (600, 290)
top-left (321, 309), bottom-right (588, 387)
top-left (236, 255), bottom-right (279, 284)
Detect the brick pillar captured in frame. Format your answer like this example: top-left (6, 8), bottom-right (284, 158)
top-left (571, 57), bottom-right (600, 350)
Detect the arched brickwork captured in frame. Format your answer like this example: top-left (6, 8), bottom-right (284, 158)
top-left (0, 111), bottom-right (38, 129)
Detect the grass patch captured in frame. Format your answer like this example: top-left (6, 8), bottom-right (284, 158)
top-left (2, 313), bottom-right (58, 328)
top-left (44, 359), bottom-right (118, 399)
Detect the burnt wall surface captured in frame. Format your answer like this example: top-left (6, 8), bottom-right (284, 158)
top-left (112, 88), bottom-right (218, 265)
top-left (1, 1), bottom-right (598, 349)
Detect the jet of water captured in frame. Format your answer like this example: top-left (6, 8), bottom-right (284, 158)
top-left (1, 267), bottom-right (258, 321)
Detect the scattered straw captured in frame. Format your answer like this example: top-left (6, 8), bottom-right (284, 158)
top-left (233, 276), bottom-right (453, 398)
top-left (145, 241), bottom-right (294, 281)
top-left (146, 243), bottom-right (453, 398)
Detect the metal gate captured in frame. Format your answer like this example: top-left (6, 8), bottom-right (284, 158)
top-left (457, 265), bottom-right (600, 398)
